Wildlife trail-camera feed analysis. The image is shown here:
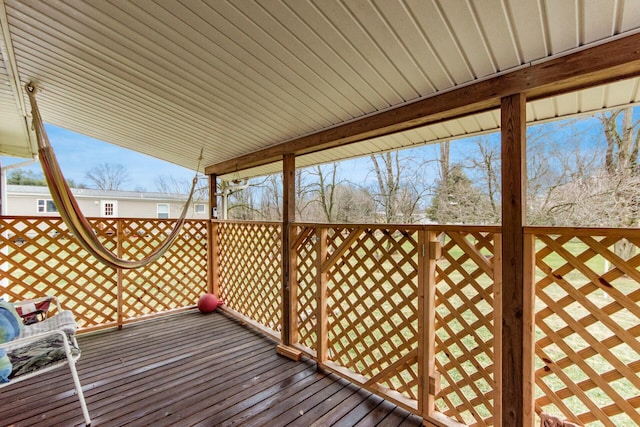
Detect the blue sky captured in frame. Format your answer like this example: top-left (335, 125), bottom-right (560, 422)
top-left (2, 124), bottom-right (196, 191)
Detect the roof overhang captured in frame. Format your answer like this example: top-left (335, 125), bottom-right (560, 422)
top-left (0, 1), bottom-right (638, 179)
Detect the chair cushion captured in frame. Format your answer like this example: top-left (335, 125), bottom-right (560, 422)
top-left (0, 300), bottom-right (23, 383)
top-left (8, 334), bottom-right (80, 379)
top-left (0, 353), bottom-right (10, 383)
top-left (0, 300), bottom-right (23, 343)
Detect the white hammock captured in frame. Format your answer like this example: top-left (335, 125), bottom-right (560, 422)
top-left (25, 83), bottom-right (199, 269)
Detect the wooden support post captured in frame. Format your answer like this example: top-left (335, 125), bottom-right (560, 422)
top-left (419, 230), bottom-right (440, 419)
top-left (277, 153), bottom-right (302, 361)
top-left (316, 227), bottom-right (329, 368)
top-left (501, 92), bottom-right (526, 426)
top-left (116, 220), bottom-right (124, 330)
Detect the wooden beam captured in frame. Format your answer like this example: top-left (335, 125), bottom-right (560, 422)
top-left (205, 33), bottom-right (640, 176)
top-left (501, 93), bottom-right (526, 426)
top-left (281, 154), bottom-right (295, 346)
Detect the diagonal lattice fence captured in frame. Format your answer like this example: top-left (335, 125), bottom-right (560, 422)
top-left (292, 224), bottom-right (420, 407)
top-left (433, 230), bottom-right (499, 426)
top-left (0, 216), bottom-right (208, 329)
top-left (532, 230), bottom-right (640, 426)
top-left (215, 221), bottom-right (282, 333)
top-left (292, 225), bottom-right (318, 352)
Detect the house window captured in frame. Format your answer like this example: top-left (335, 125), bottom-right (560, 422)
top-left (194, 203), bottom-right (206, 214)
top-left (37, 199), bottom-right (58, 213)
top-left (100, 200), bottom-right (118, 217)
top-left (157, 203), bottom-right (169, 219)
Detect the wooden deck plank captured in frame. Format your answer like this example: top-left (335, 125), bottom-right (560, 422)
top-left (0, 310), bottom-right (423, 426)
top-left (247, 376), bottom-right (350, 426)
top-left (308, 382), bottom-right (374, 427)
top-left (210, 367), bottom-right (325, 426)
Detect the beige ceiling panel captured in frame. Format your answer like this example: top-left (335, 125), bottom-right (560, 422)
top-left (373, 0), bottom-right (451, 91)
top-left (455, 114), bottom-right (484, 135)
top-left (284, 0), bottom-right (396, 109)
top-left (475, 111), bottom-right (501, 132)
top-left (473, 0), bottom-right (521, 70)
top-left (248, 1), bottom-right (375, 116)
top-left (405, 128), bottom-right (437, 145)
top-left (506, 0), bottom-right (547, 60)
top-left (427, 123), bottom-right (455, 140)
top-left (439, 119), bottom-right (467, 138)
top-left (582, 0), bottom-right (618, 43)
top-left (620, 0), bottom-right (640, 31)
top-left (545, 0), bottom-right (579, 54)
top-left (604, 78), bottom-right (638, 107)
top-left (84, 1), bottom-right (306, 137)
top-left (580, 86), bottom-right (608, 112)
top-left (405, 0), bottom-right (474, 84)
top-left (553, 92), bottom-right (580, 117)
top-left (0, 0), bottom-right (638, 177)
top-left (528, 97), bottom-right (556, 121)
top-left (346, 0), bottom-right (433, 97)
top-left (313, 1), bottom-right (414, 104)
top-left (438, 1), bottom-right (497, 78)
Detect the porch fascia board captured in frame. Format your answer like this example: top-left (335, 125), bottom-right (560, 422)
top-left (205, 31), bottom-right (640, 176)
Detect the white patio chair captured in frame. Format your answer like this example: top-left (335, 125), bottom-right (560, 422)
top-left (0, 296), bottom-right (91, 426)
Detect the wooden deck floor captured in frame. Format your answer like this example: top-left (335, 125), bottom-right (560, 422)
top-left (0, 310), bottom-right (423, 426)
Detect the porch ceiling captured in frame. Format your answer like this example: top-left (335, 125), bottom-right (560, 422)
top-left (0, 1), bottom-right (639, 178)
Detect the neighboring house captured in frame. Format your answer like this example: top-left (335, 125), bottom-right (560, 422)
top-left (5, 185), bottom-right (208, 219)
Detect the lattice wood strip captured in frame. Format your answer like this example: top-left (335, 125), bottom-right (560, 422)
top-left (216, 222), bottom-right (282, 331)
top-left (533, 233), bottom-right (640, 426)
top-left (294, 226), bottom-right (318, 351)
top-left (324, 227), bottom-right (419, 401)
top-left (433, 231), bottom-right (496, 427)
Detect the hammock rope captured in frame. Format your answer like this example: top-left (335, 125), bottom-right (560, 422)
top-left (25, 83), bottom-right (200, 269)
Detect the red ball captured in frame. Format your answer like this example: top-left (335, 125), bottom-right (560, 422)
top-left (198, 293), bottom-right (220, 313)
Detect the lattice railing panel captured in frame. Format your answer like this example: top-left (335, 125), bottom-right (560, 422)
top-left (121, 220), bottom-right (208, 319)
top-left (0, 217), bottom-right (118, 328)
top-left (434, 230), bottom-right (497, 426)
top-left (294, 226), bottom-right (318, 351)
top-left (216, 222), bottom-right (282, 332)
top-left (0, 217), bottom-right (209, 329)
top-left (325, 226), bottom-right (419, 401)
top-left (533, 232), bottom-right (640, 426)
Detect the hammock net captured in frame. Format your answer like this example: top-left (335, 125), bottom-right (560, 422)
top-left (25, 83), bottom-right (198, 269)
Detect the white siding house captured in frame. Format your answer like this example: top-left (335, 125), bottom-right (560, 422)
top-left (5, 185), bottom-right (208, 219)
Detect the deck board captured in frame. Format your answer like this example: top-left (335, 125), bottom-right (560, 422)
top-left (0, 310), bottom-right (423, 426)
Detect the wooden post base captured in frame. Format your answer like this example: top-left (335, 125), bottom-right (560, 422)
top-left (276, 344), bottom-right (302, 361)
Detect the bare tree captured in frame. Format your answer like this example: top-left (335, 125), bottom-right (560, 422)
top-left (309, 163), bottom-right (341, 222)
top-left (259, 174), bottom-right (283, 221)
top-left (370, 152), bottom-right (400, 223)
top-left (85, 163), bottom-right (129, 190)
top-left (367, 151), bottom-right (427, 223)
top-left (226, 179), bottom-right (263, 220)
top-left (295, 169), bottom-right (315, 220)
top-left (596, 107), bottom-right (640, 257)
